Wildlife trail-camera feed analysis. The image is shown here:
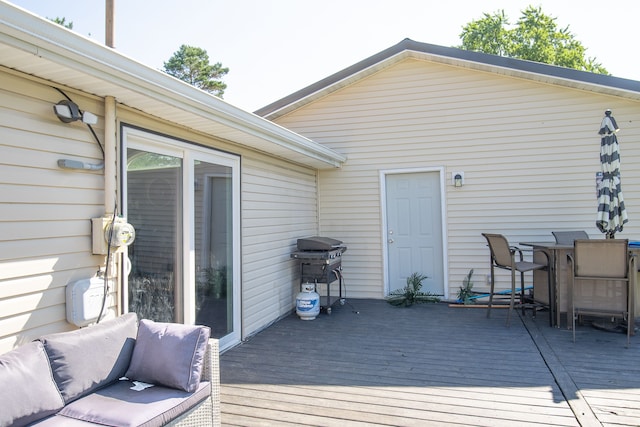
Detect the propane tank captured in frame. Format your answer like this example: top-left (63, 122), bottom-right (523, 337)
top-left (296, 282), bottom-right (320, 320)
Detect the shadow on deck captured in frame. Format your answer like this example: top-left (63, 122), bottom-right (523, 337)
top-left (220, 299), bottom-right (640, 426)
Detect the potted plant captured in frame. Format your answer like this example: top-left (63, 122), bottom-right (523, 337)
top-left (386, 272), bottom-right (440, 307)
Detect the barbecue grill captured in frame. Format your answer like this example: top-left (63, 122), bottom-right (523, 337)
top-left (291, 236), bottom-right (346, 314)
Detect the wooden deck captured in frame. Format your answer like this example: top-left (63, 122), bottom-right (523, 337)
top-left (220, 300), bottom-right (640, 426)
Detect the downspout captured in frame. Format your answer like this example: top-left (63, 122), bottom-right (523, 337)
top-left (104, 96), bottom-right (117, 216)
top-left (104, 1), bottom-right (116, 213)
top-left (105, 2), bottom-right (121, 315)
top-left (103, 96), bottom-right (119, 313)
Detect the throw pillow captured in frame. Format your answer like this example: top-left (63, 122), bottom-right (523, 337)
top-left (39, 312), bottom-right (138, 403)
top-left (125, 319), bottom-right (210, 393)
top-left (0, 341), bottom-right (65, 426)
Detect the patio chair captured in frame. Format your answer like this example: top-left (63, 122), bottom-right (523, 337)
top-left (482, 233), bottom-right (550, 326)
top-left (552, 230), bottom-right (589, 245)
top-left (568, 239), bottom-right (635, 346)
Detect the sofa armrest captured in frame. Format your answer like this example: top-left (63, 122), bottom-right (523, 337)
top-left (203, 339), bottom-right (221, 426)
top-left (168, 338), bottom-right (220, 427)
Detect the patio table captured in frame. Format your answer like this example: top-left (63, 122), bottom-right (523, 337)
top-left (521, 241), bottom-right (640, 328)
top-left (520, 242), bottom-right (572, 328)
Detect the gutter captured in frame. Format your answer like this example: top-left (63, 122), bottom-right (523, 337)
top-left (0, 1), bottom-right (346, 169)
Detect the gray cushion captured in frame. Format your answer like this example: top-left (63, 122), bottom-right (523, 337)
top-left (27, 414), bottom-right (98, 426)
top-left (58, 379), bottom-right (211, 427)
top-left (125, 320), bottom-right (210, 392)
top-left (39, 312), bottom-right (138, 403)
top-left (0, 341), bottom-right (65, 427)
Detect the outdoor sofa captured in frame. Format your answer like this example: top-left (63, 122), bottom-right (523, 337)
top-left (0, 312), bottom-right (221, 426)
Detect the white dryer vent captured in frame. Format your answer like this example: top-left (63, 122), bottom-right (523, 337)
top-left (66, 277), bottom-right (105, 327)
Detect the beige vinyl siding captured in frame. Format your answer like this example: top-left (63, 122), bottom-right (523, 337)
top-left (116, 110), bottom-right (319, 339)
top-left (1, 68), bottom-right (320, 351)
top-left (0, 72), bottom-right (111, 354)
top-left (273, 58), bottom-right (640, 299)
top-left (116, 107), bottom-right (320, 340)
top-left (241, 157), bottom-right (317, 337)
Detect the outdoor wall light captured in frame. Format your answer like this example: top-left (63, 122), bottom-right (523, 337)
top-left (452, 171), bottom-right (464, 188)
top-left (53, 100), bottom-right (81, 122)
top-left (53, 100), bottom-right (98, 125)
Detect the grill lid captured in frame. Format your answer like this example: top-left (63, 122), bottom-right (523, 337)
top-left (297, 236), bottom-right (343, 251)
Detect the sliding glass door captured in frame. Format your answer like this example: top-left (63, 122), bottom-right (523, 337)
top-left (123, 127), bottom-right (240, 349)
top-left (194, 161), bottom-right (233, 335)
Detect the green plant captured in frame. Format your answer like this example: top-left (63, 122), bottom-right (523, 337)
top-left (198, 266), bottom-right (227, 299)
top-left (456, 269), bottom-right (475, 305)
top-left (386, 272), bottom-right (440, 307)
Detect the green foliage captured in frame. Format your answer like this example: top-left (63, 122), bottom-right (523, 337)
top-left (199, 266), bottom-right (227, 299)
top-left (458, 10), bottom-right (510, 56)
top-left (386, 272), bottom-right (440, 307)
top-left (456, 269), bottom-right (475, 305)
top-left (49, 16), bottom-right (73, 29)
top-left (127, 151), bottom-right (181, 171)
top-left (459, 6), bottom-right (608, 74)
top-left (163, 45), bottom-right (229, 97)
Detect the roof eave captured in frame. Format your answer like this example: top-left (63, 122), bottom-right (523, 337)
top-left (257, 38), bottom-right (640, 120)
top-left (0, 1), bottom-right (345, 169)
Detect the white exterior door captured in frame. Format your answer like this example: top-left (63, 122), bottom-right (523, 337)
top-left (384, 171), bottom-right (444, 296)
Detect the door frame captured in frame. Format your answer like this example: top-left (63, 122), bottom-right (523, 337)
top-left (379, 167), bottom-right (449, 298)
top-left (121, 126), bottom-right (241, 350)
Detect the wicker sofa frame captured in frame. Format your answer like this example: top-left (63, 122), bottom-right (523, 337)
top-left (0, 314), bottom-right (221, 427)
top-left (170, 339), bottom-right (221, 426)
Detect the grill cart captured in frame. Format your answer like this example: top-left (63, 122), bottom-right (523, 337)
top-left (291, 236), bottom-right (346, 314)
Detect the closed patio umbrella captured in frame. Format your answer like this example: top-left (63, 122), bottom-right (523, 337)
top-left (596, 110), bottom-right (628, 238)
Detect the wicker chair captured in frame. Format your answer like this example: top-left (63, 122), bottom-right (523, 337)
top-left (482, 233), bottom-right (550, 326)
top-left (568, 239), bottom-right (635, 346)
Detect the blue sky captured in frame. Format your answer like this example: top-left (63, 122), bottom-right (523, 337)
top-left (6, 0), bottom-right (640, 111)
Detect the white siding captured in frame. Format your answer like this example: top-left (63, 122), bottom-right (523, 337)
top-left (0, 69), bottom-right (320, 352)
top-left (241, 157), bottom-right (317, 337)
top-left (273, 58), bottom-right (640, 299)
top-left (0, 72), bottom-right (112, 354)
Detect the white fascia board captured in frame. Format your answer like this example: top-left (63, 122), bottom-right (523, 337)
top-left (0, 1), bottom-right (345, 168)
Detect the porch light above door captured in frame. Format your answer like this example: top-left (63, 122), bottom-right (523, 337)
top-left (452, 171), bottom-right (464, 188)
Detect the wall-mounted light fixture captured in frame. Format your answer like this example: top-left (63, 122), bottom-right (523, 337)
top-left (452, 171), bottom-right (464, 188)
top-left (53, 100), bottom-right (98, 125)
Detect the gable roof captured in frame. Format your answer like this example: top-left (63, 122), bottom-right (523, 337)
top-left (256, 38), bottom-right (640, 120)
top-left (0, 1), bottom-right (345, 169)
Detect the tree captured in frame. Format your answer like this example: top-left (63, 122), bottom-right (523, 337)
top-left (49, 17), bottom-right (73, 29)
top-left (459, 6), bottom-right (608, 74)
top-left (163, 45), bottom-right (229, 97)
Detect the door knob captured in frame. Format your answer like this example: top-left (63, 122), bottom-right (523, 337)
top-left (388, 238), bottom-right (394, 244)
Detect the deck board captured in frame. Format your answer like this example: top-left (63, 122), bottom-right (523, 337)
top-left (220, 299), bottom-right (640, 426)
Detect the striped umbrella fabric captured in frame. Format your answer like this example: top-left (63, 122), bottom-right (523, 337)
top-left (596, 110), bottom-right (628, 238)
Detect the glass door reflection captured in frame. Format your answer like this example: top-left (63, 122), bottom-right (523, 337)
top-left (194, 160), bottom-right (233, 338)
top-left (126, 149), bottom-right (183, 323)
